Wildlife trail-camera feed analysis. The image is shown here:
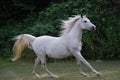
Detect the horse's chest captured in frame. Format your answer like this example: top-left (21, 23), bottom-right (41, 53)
top-left (68, 41), bottom-right (82, 51)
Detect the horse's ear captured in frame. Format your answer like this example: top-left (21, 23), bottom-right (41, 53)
top-left (81, 14), bottom-right (83, 18)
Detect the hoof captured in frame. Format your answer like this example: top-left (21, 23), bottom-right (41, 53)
top-left (93, 71), bottom-right (102, 76)
top-left (33, 73), bottom-right (40, 78)
top-left (80, 72), bottom-right (89, 77)
top-left (83, 74), bottom-right (89, 77)
top-left (96, 72), bottom-right (102, 76)
top-left (50, 74), bottom-right (59, 78)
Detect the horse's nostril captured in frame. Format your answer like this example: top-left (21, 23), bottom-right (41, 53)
top-left (91, 26), bottom-right (94, 30)
top-left (91, 26), bottom-right (96, 30)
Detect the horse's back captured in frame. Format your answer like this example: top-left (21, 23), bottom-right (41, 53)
top-left (34, 36), bottom-right (57, 45)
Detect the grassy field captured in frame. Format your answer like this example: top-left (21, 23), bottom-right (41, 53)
top-left (0, 60), bottom-right (120, 80)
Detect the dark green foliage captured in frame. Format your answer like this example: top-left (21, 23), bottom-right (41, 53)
top-left (0, 0), bottom-right (120, 60)
top-left (0, 0), bottom-right (62, 25)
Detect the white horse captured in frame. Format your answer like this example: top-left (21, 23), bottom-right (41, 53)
top-left (11, 14), bottom-right (101, 78)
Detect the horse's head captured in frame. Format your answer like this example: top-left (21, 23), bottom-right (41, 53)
top-left (77, 15), bottom-right (96, 31)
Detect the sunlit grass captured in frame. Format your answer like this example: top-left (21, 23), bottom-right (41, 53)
top-left (0, 60), bottom-right (120, 80)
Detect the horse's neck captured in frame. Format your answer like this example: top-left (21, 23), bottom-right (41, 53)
top-left (65, 22), bottom-right (82, 42)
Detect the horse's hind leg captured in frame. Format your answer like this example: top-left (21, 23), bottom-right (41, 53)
top-left (40, 57), bottom-right (58, 78)
top-left (33, 57), bottom-right (41, 78)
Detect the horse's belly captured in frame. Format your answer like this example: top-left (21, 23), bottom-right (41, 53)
top-left (46, 44), bottom-right (72, 59)
top-left (47, 50), bottom-right (72, 59)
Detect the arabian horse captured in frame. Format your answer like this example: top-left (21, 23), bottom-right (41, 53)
top-left (11, 15), bottom-right (101, 78)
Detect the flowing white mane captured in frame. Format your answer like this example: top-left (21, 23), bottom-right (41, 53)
top-left (60, 15), bottom-right (81, 36)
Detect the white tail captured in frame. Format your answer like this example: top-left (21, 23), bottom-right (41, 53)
top-left (11, 34), bottom-right (36, 61)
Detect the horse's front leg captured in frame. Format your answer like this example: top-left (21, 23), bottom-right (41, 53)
top-left (73, 51), bottom-right (101, 76)
top-left (76, 58), bottom-right (89, 77)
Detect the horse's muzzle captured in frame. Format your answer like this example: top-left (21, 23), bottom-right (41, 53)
top-left (91, 26), bottom-right (96, 31)
top-left (93, 26), bottom-right (96, 31)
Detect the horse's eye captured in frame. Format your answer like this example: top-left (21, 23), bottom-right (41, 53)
top-left (84, 21), bottom-right (87, 23)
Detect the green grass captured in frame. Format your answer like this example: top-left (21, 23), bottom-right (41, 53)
top-left (0, 60), bottom-right (120, 80)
